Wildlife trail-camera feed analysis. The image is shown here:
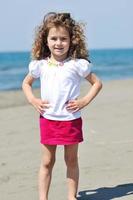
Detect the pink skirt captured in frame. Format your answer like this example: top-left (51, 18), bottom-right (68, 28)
top-left (39, 116), bottom-right (83, 145)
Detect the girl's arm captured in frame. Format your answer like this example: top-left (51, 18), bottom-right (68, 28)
top-left (66, 73), bottom-right (102, 112)
top-left (22, 74), bottom-right (50, 114)
top-left (82, 72), bottom-right (102, 105)
top-left (22, 74), bottom-right (37, 103)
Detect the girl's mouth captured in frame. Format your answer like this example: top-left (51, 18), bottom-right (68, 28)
top-left (54, 48), bottom-right (63, 50)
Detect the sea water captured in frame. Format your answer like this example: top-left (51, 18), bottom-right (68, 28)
top-left (0, 48), bottom-right (133, 91)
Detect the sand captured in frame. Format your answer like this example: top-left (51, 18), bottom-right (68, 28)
top-left (0, 79), bottom-right (133, 200)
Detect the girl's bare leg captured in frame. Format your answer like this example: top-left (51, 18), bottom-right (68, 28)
top-left (38, 144), bottom-right (57, 200)
top-left (64, 144), bottom-right (79, 200)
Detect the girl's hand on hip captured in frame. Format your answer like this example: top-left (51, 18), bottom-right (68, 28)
top-left (66, 99), bottom-right (86, 113)
top-left (30, 98), bottom-right (51, 115)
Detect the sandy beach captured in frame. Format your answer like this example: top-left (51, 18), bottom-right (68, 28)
top-left (0, 79), bottom-right (133, 200)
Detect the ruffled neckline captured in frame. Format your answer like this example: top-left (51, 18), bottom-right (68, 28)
top-left (47, 57), bottom-right (70, 67)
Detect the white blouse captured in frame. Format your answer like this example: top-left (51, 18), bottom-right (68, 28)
top-left (29, 58), bottom-right (92, 121)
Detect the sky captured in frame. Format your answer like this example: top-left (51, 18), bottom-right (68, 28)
top-left (0, 0), bottom-right (133, 52)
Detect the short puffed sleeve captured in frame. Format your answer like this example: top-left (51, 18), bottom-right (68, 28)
top-left (75, 59), bottom-right (92, 77)
top-left (28, 60), bottom-right (41, 78)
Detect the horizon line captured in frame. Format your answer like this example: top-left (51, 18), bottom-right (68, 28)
top-left (0, 47), bottom-right (133, 53)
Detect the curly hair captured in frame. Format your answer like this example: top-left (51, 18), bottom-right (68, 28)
top-left (32, 12), bottom-right (90, 61)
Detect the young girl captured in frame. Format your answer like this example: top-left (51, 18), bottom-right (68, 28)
top-left (22, 12), bottom-right (102, 200)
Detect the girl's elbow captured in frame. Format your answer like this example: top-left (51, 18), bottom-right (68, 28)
top-left (97, 80), bottom-right (103, 91)
top-left (21, 75), bottom-right (33, 90)
top-left (22, 78), bottom-right (28, 91)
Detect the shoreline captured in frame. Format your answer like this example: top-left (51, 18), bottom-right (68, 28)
top-left (0, 77), bottom-right (133, 93)
top-left (0, 78), bottom-right (133, 108)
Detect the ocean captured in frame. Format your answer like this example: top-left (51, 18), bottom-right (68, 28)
top-left (0, 48), bottom-right (133, 91)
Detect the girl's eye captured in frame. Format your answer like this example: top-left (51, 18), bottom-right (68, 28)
top-left (61, 37), bottom-right (67, 41)
top-left (51, 37), bottom-right (57, 40)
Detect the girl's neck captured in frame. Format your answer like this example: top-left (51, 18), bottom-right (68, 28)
top-left (47, 56), bottom-right (70, 67)
top-left (50, 55), bottom-right (68, 63)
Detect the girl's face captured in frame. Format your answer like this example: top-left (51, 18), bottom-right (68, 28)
top-left (47, 26), bottom-right (70, 61)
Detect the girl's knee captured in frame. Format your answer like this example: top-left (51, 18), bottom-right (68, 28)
top-left (41, 157), bottom-right (56, 169)
top-left (40, 144), bottom-right (57, 170)
top-left (64, 155), bottom-right (78, 167)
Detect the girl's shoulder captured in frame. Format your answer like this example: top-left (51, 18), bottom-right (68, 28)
top-left (28, 59), bottom-right (47, 78)
top-left (69, 58), bottom-right (92, 77)
top-left (74, 58), bottom-right (91, 65)
top-left (29, 59), bottom-right (47, 66)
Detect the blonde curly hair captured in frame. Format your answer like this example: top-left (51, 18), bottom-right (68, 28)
top-left (32, 12), bottom-right (90, 61)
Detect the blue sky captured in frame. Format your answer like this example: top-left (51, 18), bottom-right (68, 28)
top-left (0, 0), bottom-right (133, 51)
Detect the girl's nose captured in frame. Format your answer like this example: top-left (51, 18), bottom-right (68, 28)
top-left (56, 39), bottom-right (62, 45)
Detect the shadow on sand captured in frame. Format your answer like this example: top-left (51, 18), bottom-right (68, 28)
top-left (77, 183), bottom-right (133, 200)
